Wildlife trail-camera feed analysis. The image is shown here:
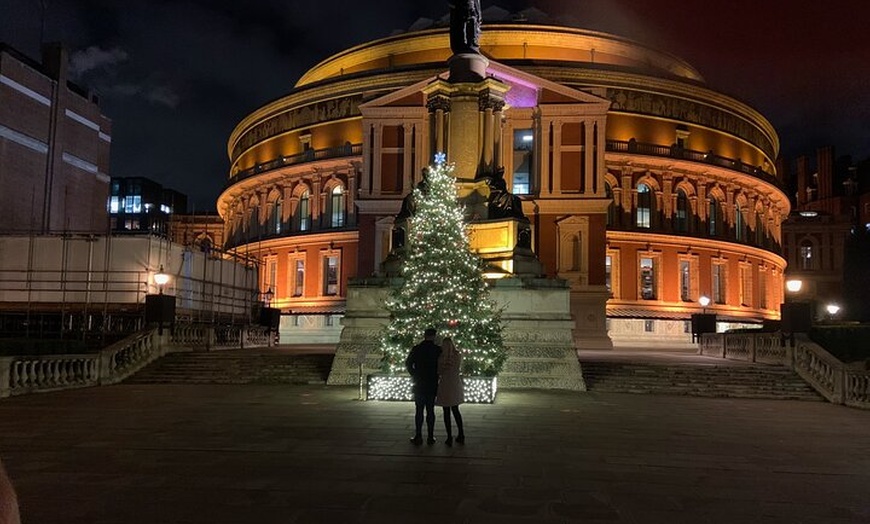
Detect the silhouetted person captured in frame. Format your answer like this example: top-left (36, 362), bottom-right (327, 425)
top-left (406, 327), bottom-right (442, 445)
top-left (435, 337), bottom-right (465, 446)
top-left (0, 459), bottom-right (20, 524)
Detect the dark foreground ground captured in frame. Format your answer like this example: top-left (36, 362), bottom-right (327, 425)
top-left (0, 384), bottom-right (868, 523)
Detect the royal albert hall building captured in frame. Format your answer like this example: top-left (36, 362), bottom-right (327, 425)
top-left (217, 17), bottom-right (789, 346)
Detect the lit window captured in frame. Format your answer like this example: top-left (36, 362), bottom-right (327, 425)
top-left (298, 191), bottom-right (310, 231)
top-left (680, 260), bottom-right (691, 301)
top-left (639, 256), bottom-right (656, 300)
top-left (160, 204), bottom-right (171, 214)
top-left (293, 259), bottom-right (305, 297)
top-left (123, 197), bottom-right (133, 213)
top-left (636, 184), bottom-right (651, 228)
top-left (330, 186), bottom-right (344, 228)
top-left (512, 129), bottom-right (533, 195)
top-left (109, 196), bottom-right (119, 213)
top-left (323, 255), bottom-right (339, 296)
top-left (273, 198), bottom-right (283, 234)
top-left (800, 241), bottom-right (813, 270)
top-left (131, 195), bottom-right (142, 213)
top-left (268, 260), bottom-right (278, 297)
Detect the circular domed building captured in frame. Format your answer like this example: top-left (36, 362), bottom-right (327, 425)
top-left (217, 12), bottom-right (789, 346)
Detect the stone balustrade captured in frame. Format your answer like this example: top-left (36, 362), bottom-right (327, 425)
top-left (700, 332), bottom-right (870, 409)
top-left (1, 323), bottom-right (274, 399)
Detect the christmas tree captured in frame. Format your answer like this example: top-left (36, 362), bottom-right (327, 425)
top-left (381, 155), bottom-right (507, 376)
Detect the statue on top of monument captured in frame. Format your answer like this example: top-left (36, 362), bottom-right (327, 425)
top-left (449, 0), bottom-right (482, 55)
top-left (486, 168), bottom-right (526, 220)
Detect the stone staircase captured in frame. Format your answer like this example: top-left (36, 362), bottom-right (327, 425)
top-left (581, 360), bottom-right (823, 400)
top-left (125, 350), bottom-right (335, 385)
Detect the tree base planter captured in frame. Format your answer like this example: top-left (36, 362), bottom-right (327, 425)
top-left (366, 374), bottom-right (497, 403)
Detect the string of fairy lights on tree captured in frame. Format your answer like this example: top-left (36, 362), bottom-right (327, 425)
top-left (380, 153), bottom-right (507, 377)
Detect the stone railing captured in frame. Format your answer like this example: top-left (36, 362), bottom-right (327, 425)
top-left (169, 323), bottom-right (271, 351)
top-left (1, 323), bottom-right (273, 399)
top-left (700, 332), bottom-right (870, 409)
top-left (0, 329), bottom-right (165, 398)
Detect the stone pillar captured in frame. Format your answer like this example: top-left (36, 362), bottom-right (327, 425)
top-left (584, 121), bottom-right (594, 194)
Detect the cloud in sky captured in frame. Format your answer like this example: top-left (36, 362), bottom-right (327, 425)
top-left (69, 45), bottom-right (128, 78)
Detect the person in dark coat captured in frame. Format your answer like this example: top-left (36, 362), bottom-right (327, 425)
top-left (405, 327), bottom-right (442, 445)
top-left (435, 337), bottom-right (465, 446)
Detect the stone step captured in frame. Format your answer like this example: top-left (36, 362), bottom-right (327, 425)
top-left (126, 352), bottom-right (335, 385)
top-left (580, 360), bottom-right (822, 401)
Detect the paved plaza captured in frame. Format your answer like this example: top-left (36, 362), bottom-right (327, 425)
top-left (0, 384), bottom-right (868, 523)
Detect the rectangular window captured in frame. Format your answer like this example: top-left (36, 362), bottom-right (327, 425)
top-left (109, 196), bottom-right (120, 213)
top-left (300, 197), bottom-right (310, 231)
top-left (131, 195), bottom-right (142, 213)
top-left (325, 315), bottom-right (334, 327)
top-left (268, 260), bottom-right (278, 298)
top-left (512, 129), bottom-right (534, 195)
top-left (330, 191), bottom-right (344, 228)
top-left (123, 197), bottom-right (132, 213)
top-left (324, 255), bottom-right (339, 296)
top-left (713, 263), bottom-right (726, 304)
top-left (680, 260), bottom-right (691, 301)
top-left (759, 271), bottom-right (767, 309)
top-left (639, 256), bottom-right (656, 300)
top-left (644, 320), bottom-right (655, 332)
top-left (293, 259), bottom-right (305, 297)
top-left (605, 255), bottom-right (612, 294)
top-left (740, 265), bottom-right (752, 307)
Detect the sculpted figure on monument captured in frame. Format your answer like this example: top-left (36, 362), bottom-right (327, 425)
top-left (397, 167), bottom-right (431, 220)
top-left (486, 168), bottom-right (526, 220)
top-left (449, 0), bottom-right (482, 55)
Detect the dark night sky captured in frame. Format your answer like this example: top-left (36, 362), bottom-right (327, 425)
top-left (2, 0), bottom-right (869, 210)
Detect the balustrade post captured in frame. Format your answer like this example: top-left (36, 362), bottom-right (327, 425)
top-left (750, 334), bottom-right (757, 362)
top-left (97, 350), bottom-right (114, 385)
top-left (721, 334), bottom-right (727, 358)
top-left (0, 357), bottom-right (12, 398)
top-left (206, 326), bottom-right (216, 352)
top-left (834, 367), bottom-right (846, 405)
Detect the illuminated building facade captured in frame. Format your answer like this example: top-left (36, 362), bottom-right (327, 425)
top-left (219, 20), bottom-right (789, 345)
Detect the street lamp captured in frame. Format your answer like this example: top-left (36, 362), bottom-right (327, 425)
top-left (263, 287), bottom-right (274, 307)
top-left (154, 265), bottom-right (170, 294)
top-left (826, 303), bottom-right (841, 321)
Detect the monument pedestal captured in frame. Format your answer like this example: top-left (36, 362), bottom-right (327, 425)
top-left (570, 286), bottom-right (614, 350)
top-left (327, 277), bottom-right (585, 391)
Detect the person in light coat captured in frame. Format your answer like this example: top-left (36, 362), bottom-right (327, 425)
top-left (435, 337), bottom-right (465, 446)
top-left (0, 458), bottom-right (21, 524)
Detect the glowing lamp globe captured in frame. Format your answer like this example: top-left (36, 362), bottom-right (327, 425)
top-left (698, 296), bottom-right (711, 307)
top-left (785, 279), bottom-right (803, 293)
top-left (826, 304), bottom-right (840, 316)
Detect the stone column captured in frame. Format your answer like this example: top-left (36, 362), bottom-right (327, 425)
top-left (584, 120), bottom-right (595, 194)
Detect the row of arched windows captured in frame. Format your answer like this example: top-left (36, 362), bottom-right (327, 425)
top-left (227, 183), bottom-right (347, 247)
top-left (605, 179), bottom-right (777, 248)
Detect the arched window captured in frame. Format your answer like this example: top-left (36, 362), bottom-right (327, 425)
top-left (272, 198), bottom-right (283, 235)
top-left (755, 211), bottom-right (765, 245)
top-left (636, 183), bottom-right (651, 228)
top-left (800, 239), bottom-right (814, 270)
top-left (296, 190), bottom-right (310, 231)
top-left (708, 198), bottom-right (720, 236)
top-left (605, 183), bottom-right (615, 227)
top-left (675, 189), bottom-right (689, 232)
top-left (735, 205), bottom-right (745, 241)
top-left (329, 186), bottom-right (345, 228)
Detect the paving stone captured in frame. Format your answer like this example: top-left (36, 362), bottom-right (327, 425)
top-left (0, 384), bottom-right (868, 523)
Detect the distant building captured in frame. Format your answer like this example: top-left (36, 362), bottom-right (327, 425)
top-left (782, 146), bottom-right (870, 320)
top-left (169, 212), bottom-right (225, 253)
top-left (108, 176), bottom-right (187, 236)
top-left (0, 43), bottom-right (111, 233)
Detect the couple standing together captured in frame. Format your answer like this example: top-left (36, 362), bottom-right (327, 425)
top-left (405, 328), bottom-right (465, 446)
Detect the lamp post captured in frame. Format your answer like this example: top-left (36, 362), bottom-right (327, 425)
top-left (825, 303), bottom-right (840, 322)
top-left (781, 278), bottom-right (810, 345)
top-left (699, 295), bottom-right (711, 314)
top-left (263, 287), bottom-right (274, 307)
top-left (154, 265), bottom-right (170, 294)
top-left (146, 265), bottom-right (174, 336)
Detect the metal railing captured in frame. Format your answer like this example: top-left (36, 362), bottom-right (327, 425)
top-left (606, 140), bottom-right (781, 188)
top-left (227, 143), bottom-right (362, 187)
top-left (700, 332), bottom-right (870, 409)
